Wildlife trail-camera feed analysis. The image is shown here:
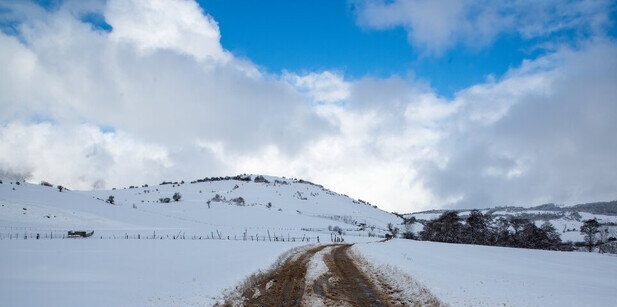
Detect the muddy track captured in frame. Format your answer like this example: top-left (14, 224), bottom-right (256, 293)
top-left (310, 244), bottom-right (389, 306)
top-left (234, 244), bottom-right (331, 306)
top-left (222, 244), bottom-right (398, 306)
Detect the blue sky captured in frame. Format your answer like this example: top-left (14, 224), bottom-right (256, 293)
top-left (1, 0), bottom-right (616, 212)
top-left (198, 1), bottom-right (413, 77)
top-left (196, 0), bottom-right (616, 98)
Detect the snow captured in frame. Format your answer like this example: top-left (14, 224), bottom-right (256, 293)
top-left (302, 246), bottom-right (334, 307)
top-left (0, 177), bottom-right (392, 306)
top-left (2, 178), bottom-right (617, 306)
top-left (0, 177), bottom-right (400, 240)
top-left (0, 239), bottom-right (306, 307)
top-left (354, 239), bottom-right (617, 306)
top-left (304, 246), bottom-right (333, 287)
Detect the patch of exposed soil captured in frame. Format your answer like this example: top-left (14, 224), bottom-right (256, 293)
top-left (306, 244), bottom-right (388, 306)
top-left (219, 243), bottom-right (443, 306)
top-left (226, 244), bottom-right (330, 306)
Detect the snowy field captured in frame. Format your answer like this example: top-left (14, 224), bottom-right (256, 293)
top-left (4, 238), bottom-right (616, 306)
top-left (0, 239), bottom-right (308, 307)
top-left (355, 239), bottom-right (617, 307)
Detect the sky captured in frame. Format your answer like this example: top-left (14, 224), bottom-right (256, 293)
top-left (0, 0), bottom-right (616, 213)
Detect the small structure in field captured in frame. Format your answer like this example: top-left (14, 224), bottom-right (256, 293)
top-left (67, 230), bottom-right (94, 238)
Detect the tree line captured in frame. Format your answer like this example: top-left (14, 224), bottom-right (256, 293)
top-left (410, 210), bottom-right (571, 251)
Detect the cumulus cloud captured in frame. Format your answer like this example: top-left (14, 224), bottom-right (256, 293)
top-left (353, 0), bottom-right (615, 54)
top-left (0, 122), bottom-right (171, 189)
top-left (0, 0), bottom-right (615, 213)
top-left (106, 0), bottom-right (230, 62)
top-left (1, 0), bottom-right (331, 147)
top-left (422, 39), bottom-right (617, 208)
top-left (283, 71), bottom-right (351, 103)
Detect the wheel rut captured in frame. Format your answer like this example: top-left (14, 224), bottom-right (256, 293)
top-left (231, 244), bottom-right (330, 306)
top-left (309, 244), bottom-right (388, 306)
top-left (219, 243), bottom-right (443, 306)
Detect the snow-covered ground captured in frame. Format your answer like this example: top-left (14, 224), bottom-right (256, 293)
top-left (2, 177), bottom-right (617, 306)
top-left (1, 239), bottom-right (307, 307)
top-left (354, 239), bottom-right (617, 306)
top-left (0, 176), bottom-right (391, 305)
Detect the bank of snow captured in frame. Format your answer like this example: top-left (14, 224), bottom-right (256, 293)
top-left (1, 240), bottom-right (306, 307)
top-left (354, 240), bottom-right (617, 306)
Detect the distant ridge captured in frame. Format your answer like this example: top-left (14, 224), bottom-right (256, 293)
top-left (409, 200), bottom-right (617, 216)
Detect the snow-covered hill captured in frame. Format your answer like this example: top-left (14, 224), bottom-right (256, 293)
top-left (0, 175), bottom-right (400, 240)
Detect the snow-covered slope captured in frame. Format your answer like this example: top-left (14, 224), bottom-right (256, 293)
top-left (355, 239), bottom-right (617, 306)
top-left (0, 175), bottom-right (400, 239)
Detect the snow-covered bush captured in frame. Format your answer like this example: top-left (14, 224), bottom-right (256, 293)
top-left (254, 175), bottom-right (270, 183)
top-left (173, 192), bottom-right (182, 202)
top-left (231, 197), bottom-right (245, 206)
top-left (40, 181), bottom-right (53, 187)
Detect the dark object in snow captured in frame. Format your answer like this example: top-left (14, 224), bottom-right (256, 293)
top-left (67, 230), bottom-right (94, 238)
top-left (173, 192), bottom-right (181, 202)
top-left (254, 175), bottom-right (270, 183)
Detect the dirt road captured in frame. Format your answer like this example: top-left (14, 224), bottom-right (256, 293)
top-left (219, 244), bottom-right (442, 306)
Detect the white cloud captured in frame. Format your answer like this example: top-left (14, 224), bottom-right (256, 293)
top-left (423, 39), bottom-right (617, 208)
top-left (106, 0), bottom-right (230, 63)
top-left (353, 0), bottom-right (614, 54)
top-left (0, 122), bottom-right (171, 189)
top-left (284, 71), bottom-right (351, 103)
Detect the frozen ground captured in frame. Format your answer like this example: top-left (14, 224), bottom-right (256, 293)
top-left (354, 239), bottom-right (617, 306)
top-left (0, 239), bottom-right (307, 307)
top-left (2, 177), bottom-right (617, 306)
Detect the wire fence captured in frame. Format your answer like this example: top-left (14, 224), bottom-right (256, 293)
top-left (0, 230), bottom-right (352, 243)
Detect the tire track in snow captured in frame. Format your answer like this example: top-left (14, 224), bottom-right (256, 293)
top-left (219, 243), bottom-right (444, 306)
